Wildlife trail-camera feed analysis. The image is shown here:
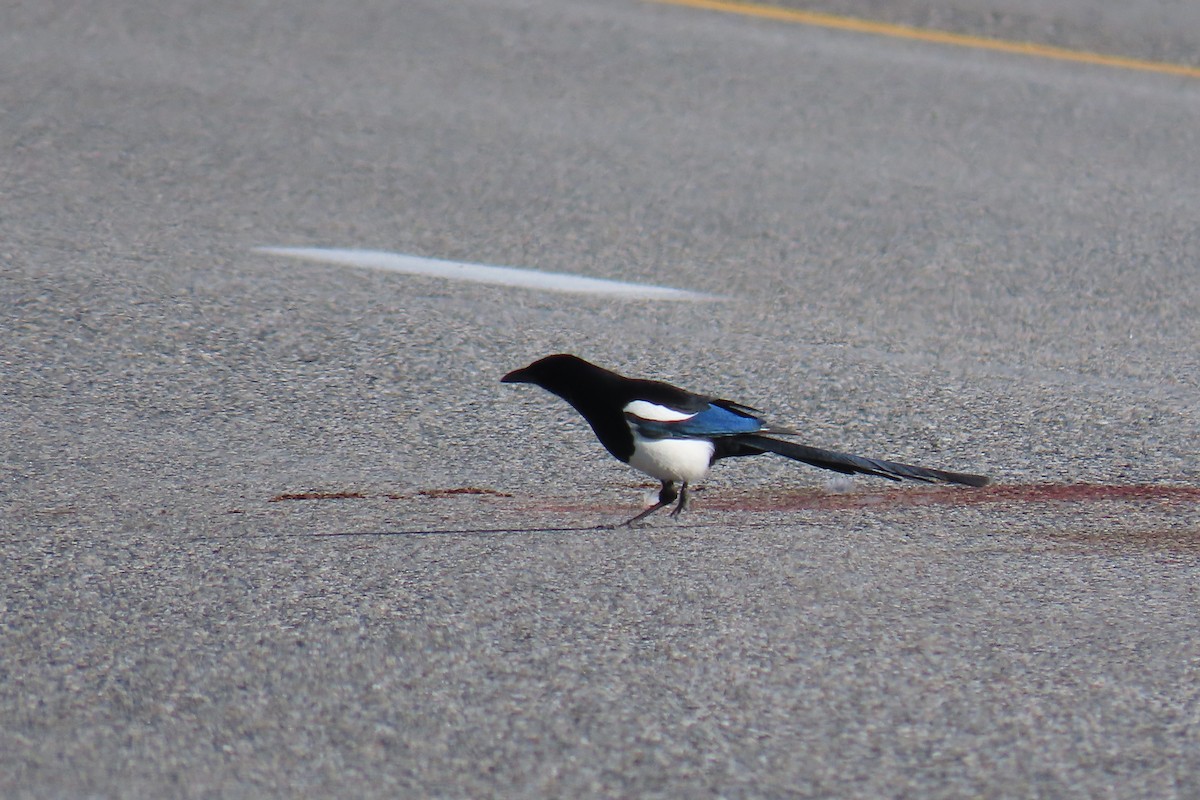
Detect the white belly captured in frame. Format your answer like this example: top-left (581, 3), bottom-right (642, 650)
top-left (627, 435), bottom-right (715, 484)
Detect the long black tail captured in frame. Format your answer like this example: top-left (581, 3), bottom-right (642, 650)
top-left (733, 434), bottom-right (990, 487)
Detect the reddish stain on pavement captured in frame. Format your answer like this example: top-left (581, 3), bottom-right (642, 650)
top-left (701, 482), bottom-right (1200, 512)
top-left (533, 483), bottom-right (1200, 515)
top-left (417, 487), bottom-right (514, 498)
top-left (269, 491), bottom-right (368, 502)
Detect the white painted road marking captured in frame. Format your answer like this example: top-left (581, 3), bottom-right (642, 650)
top-left (255, 247), bottom-right (721, 301)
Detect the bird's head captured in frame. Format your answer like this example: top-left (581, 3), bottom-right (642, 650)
top-left (501, 354), bottom-right (616, 399)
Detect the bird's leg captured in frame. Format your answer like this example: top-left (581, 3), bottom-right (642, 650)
top-left (620, 481), bottom-right (679, 527)
top-left (668, 481), bottom-right (691, 518)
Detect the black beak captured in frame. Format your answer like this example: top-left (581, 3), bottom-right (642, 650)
top-left (501, 367), bottom-right (529, 384)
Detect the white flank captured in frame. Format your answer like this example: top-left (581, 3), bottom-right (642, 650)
top-left (629, 435), bottom-right (715, 484)
top-left (623, 400), bottom-right (697, 422)
top-left (255, 247), bottom-right (720, 301)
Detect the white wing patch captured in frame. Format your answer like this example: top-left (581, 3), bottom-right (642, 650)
top-left (623, 400), bottom-right (696, 422)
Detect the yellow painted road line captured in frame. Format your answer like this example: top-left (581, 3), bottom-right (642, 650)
top-left (650, 0), bottom-right (1200, 79)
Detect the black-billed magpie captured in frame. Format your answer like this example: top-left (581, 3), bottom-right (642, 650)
top-left (502, 354), bottom-right (990, 526)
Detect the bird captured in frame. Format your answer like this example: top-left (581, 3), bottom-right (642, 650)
top-left (501, 354), bottom-right (990, 526)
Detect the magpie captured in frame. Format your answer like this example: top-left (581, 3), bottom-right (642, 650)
top-left (502, 354), bottom-right (990, 526)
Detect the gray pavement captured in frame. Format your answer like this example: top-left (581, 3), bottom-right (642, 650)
top-left (3, 0), bottom-right (1199, 796)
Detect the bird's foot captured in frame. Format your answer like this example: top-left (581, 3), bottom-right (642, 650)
top-left (668, 482), bottom-right (691, 519)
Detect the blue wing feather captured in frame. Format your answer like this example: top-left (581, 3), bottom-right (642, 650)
top-left (629, 401), bottom-right (764, 440)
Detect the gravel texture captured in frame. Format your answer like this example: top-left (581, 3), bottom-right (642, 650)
top-left (3, 0), bottom-right (1199, 796)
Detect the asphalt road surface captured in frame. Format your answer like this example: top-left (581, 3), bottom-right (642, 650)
top-left (4, 0), bottom-right (1200, 796)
